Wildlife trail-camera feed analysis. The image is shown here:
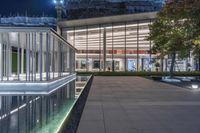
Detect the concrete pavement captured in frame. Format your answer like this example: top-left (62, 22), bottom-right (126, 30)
top-left (77, 77), bottom-right (200, 133)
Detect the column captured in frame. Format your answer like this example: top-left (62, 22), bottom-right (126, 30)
top-left (0, 33), bottom-right (3, 80)
top-left (67, 47), bottom-right (70, 73)
top-left (99, 25), bottom-right (101, 72)
top-left (72, 50), bottom-right (75, 73)
top-left (9, 45), bottom-right (12, 77)
top-left (6, 33), bottom-right (11, 80)
top-left (141, 58), bottom-right (144, 71)
top-left (33, 33), bottom-right (37, 81)
top-left (58, 42), bottom-right (61, 77)
top-left (68, 48), bottom-right (72, 74)
top-left (21, 48), bottom-right (24, 74)
top-left (86, 26), bottom-right (89, 72)
top-left (46, 33), bottom-right (49, 81)
top-left (103, 28), bottom-right (106, 71)
top-left (3, 40), bottom-right (6, 78)
top-left (37, 49), bottom-right (40, 73)
top-left (149, 20), bottom-right (152, 72)
top-left (112, 24), bottom-right (114, 72)
top-left (17, 33), bottom-right (20, 80)
top-left (52, 36), bottom-right (55, 79)
top-left (26, 33), bottom-right (30, 81)
top-left (60, 44), bottom-right (63, 76)
top-left (125, 22), bottom-right (127, 72)
top-left (49, 35), bottom-right (53, 79)
top-left (137, 22), bottom-right (139, 72)
top-left (69, 48), bottom-right (73, 74)
top-left (39, 33), bottom-right (43, 81)
top-left (31, 33), bottom-right (34, 81)
top-left (42, 53), bottom-right (45, 73)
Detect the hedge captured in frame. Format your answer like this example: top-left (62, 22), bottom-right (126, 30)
top-left (77, 71), bottom-right (200, 76)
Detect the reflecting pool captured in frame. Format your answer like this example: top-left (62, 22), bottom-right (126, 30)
top-left (160, 76), bottom-right (200, 92)
top-left (0, 75), bottom-right (91, 133)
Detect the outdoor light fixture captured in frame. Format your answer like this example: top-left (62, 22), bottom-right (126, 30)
top-left (53, 0), bottom-right (64, 20)
top-left (192, 84), bottom-right (199, 89)
top-left (53, 0), bottom-right (64, 5)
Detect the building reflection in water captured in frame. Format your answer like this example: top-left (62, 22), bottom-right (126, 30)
top-left (0, 76), bottom-right (90, 133)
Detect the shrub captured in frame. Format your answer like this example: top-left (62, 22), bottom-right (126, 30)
top-left (77, 71), bottom-right (200, 76)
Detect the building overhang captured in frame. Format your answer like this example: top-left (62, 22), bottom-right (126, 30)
top-left (0, 26), bottom-right (77, 51)
top-left (58, 12), bottom-right (157, 28)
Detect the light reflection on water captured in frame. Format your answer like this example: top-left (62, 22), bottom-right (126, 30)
top-left (0, 76), bottom-right (90, 133)
top-left (161, 76), bottom-right (200, 92)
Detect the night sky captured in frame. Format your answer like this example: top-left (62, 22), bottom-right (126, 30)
top-left (0, 0), bottom-right (56, 17)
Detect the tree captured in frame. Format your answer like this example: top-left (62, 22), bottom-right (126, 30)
top-left (148, 0), bottom-right (200, 76)
top-left (164, 0), bottom-right (200, 69)
top-left (185, 0), bottom-right (200, 70)
top-left (149, 15), bottom-right (190, 76)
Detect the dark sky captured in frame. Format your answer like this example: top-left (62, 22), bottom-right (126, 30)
top-left (0, 0), bottom-right (56, 17)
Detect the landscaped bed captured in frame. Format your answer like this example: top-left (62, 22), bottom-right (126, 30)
top-left (77, 71), bottom-right (200, 77)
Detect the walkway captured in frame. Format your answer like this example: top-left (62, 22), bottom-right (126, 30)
top-left (77, 77), bottom-right (200, 133)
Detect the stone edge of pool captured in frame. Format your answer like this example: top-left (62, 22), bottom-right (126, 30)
top-left (56, 75), bottom-right (93, 133)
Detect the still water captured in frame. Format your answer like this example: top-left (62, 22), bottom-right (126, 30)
top-left (0, 76), bottom-right (91, 133)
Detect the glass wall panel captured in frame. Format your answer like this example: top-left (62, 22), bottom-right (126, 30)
top-left (87, 26), bottom-right (101, 72)
top-left (99, 26), bottom-right (104, 71)
top-left (61, 19), bottom-right (199, 72)
top-left (138, 21), bottom-right (151, 71)
top-left (74, 27), bottom-right (87, 72)
top-left (126, 22), bottom-right (138, 72)
top-left (104, 24), bottom-right (113, 72)
top-left (113, 24), bottom-right (126, 72)
top-left (62, 28), bottom-right (74, 47)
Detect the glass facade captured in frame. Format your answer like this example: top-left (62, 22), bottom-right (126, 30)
top-left (62, 18), bottom-right (197, 72)
top-left (62, 20), bottom-right (159, 72)
top-left (64, 0), bottom-right (165, 20)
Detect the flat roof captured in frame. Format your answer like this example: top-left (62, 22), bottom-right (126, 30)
top-left (58, 12), bottom-right (157, 28)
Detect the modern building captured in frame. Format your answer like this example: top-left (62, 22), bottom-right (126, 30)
top-left (0, 1), bottom-right (199, 133)
top-left (64, 0), bottom-right (165, 19)
top-left (0, 27), bottom-right (75, 82)
top-left (0, 16), bottom-right (56, 27)
top-left (58, 12), bottom-right (197, 72)
top-left (0, 26), bottom-right (79, 133)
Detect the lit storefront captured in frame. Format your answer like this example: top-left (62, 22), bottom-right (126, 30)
top-left (59, 12), bottom-right (197, 72)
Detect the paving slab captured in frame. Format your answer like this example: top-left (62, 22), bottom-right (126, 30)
top-left (77, 77), bottom-right (200, 133)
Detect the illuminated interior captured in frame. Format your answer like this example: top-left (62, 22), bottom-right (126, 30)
top-left (62, 18), bottom-right (197, 72)
top-left (62, 20), bottom-right (162, 72)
